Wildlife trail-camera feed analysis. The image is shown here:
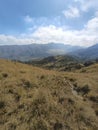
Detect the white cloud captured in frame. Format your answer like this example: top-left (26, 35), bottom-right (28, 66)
top-left (63, 6), bottom-right (80, 18)
top-left (31, 16), bottom-right (98, 46)
top-left (24, 15), bottom-right (33, 23)
top-left (0, 16), bottom-right (98, 47)
top-left (85, 17), bottom-right (98, 32)
top-left (75, 0), bottom-right (98, 12)
top-left (0, 35), bottom-right (34, 45)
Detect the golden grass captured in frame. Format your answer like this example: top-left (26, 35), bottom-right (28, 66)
top-left (0, 59), bottom-right (98, 130)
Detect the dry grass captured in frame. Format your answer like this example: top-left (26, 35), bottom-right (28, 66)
top-left (0, 59), bottom-right (98, 130)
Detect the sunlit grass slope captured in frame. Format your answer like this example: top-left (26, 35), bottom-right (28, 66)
top-left (0, 59), bottom-right (98, 130)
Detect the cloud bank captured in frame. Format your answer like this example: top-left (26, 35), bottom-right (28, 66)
top-left (0, 15), bottom-right (98, 47)
top-left (0, 0), bottom-right (98, 47)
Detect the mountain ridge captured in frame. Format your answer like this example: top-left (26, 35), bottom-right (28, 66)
top-left (0, 43), bottom-right (82, 61)
top-left (72, 43), bottom-right (98, 60)
top-left (0, 43), bottom-right (98, 61)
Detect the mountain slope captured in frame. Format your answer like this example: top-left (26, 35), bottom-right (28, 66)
top-left (73, 44), bottom-right (98, 60)
top-left (0, 59), bottom-right (98, 130)
top-left (27, 55), bottom-right (83, 71)
top-left (0, 43), bottom-right (81, 61)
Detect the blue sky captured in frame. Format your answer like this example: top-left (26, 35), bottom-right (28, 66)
top-left (0, 0), bottom-right (98, 46)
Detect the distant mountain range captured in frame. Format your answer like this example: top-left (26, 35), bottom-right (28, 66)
top-left (0, 43), bottom-right (98, 61)
top-left (0, 43), bottom-right (81, 61)
top-left (72, 44), bottom-right (98, 60)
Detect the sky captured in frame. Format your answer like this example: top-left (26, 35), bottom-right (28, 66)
top-left (0, 0), bottom-right (98, 47)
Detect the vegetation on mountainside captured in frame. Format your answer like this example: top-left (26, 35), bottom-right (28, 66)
top-left (26, 55), bottom-right (84, 71)
top-left (26, 55), bottom-right (98, 72)
top-left (0, 59), bottom-right (98, 130)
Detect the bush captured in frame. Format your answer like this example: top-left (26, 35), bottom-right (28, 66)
top-left (8, 123), bottom-right (16, 130)
top-left (89, 96), bottom-right (98, 103)
top-left (21, 79), bottom-right (32, 89)
top-left (84, 61), bottom-right (95, 67)
top-left (81, 85), bottom-right (90, 95)
top-left (54, 121), bottom-right (63, 130)
top-left (95, 110), bottom-right (98, 116)
top-left (15, 94), bottom-right (20, 102)
top-left (68, 98), bottom-right (75, 105)
top-left (73, 82), bottom-right (77, 87)
top-left (2, 73), bottom-right (8, 78)
top-left (0, 101), bottom-right (5, 109)
top-left (40, 75), bottom-right (45, 79)
top-left (21, 79), bottom-right (38, 89)
top-left (74, 84), bottom-right (90, 95)
top-left (69, 78), bottom-right (76, 82)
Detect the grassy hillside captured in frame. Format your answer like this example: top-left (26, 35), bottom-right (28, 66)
top-left (27, 55), bottom-right (83, 71)
top-left (0, 59), bottom-right (98, 130)
top-left (27, 55), bottom-right (98, 72)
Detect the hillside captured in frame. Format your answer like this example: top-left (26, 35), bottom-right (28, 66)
top-left (27, 55), bottom-right (98, 72)
top-left (73, 44), bottom-right (98, 60)
top-left (0, 43), bottom-right (81, 61)
top-left (26, 55), bottom-right (83, 71)
top-left (0, 59), bottom-right (98, 130)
